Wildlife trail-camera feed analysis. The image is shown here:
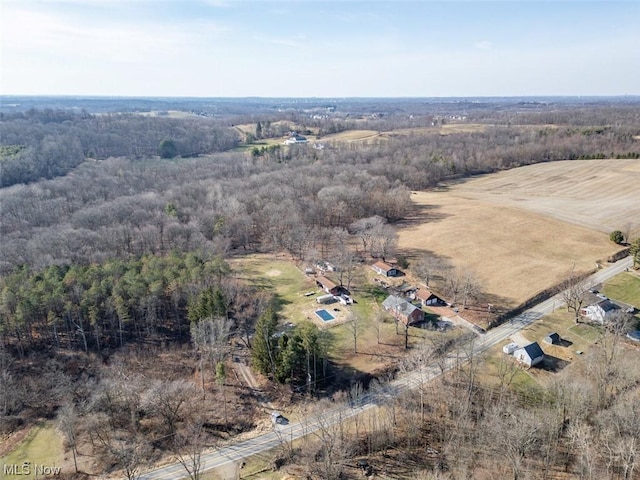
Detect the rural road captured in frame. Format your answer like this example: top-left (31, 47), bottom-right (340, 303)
top-left (139, 256), bottom-right (633, 480)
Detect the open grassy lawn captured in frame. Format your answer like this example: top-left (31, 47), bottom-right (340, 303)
top-left (230, 254), bottom-right (468, 376)
top-left (521, 310), bottom-right (602, 357)
top-left (602, 271), bottom-right (640, 307)
top-left (0, 422), bottom-right (65, 480)
top-left (479, 346), bottom-right (543, 398)
top-left (231, 254), bottom-right (318, 323)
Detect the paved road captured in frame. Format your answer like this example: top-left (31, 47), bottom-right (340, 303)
top-left (139, 256), bottom-right (633, 480)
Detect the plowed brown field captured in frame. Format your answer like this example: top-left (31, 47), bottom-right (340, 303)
top-left (398, 159), bottom-right (640, 307)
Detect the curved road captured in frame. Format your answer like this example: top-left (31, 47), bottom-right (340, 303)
top-left (139, 256), bottom-right (633, 480)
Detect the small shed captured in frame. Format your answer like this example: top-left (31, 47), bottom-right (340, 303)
top-left (338, 294), bottom-right (353, 305)
top-left (514, 342), bottom-right (545, 367)
top-left (544, 332), bottom-right (561, 345)
top-left (316, 294), bottom-right (336, 304)
top-left (316, 275), bottom-right (340, 295)
top-left (415, 288), bottom-right (442, 307)
top-left (503, 342), bottom-right (519, 355)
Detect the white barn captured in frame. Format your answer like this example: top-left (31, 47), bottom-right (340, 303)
top-left (514, 342), bottom-right (545, 367)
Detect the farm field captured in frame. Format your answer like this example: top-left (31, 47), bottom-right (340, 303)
top-left (398, 159), bottom-right (640, 308)
top-left (451, 159), bottom-right (640, 235)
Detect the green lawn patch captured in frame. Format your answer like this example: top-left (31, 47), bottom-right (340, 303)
top-left (0, 422), bottom-right (64, 480)
top-left (568, 323), bottom-right (603, 342)
top-left (232, 255), bottom-right (317, 323)
top-left (602, 272), bottom-right (640, 307)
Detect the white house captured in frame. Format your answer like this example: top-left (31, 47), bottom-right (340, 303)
top-left (284, 135), bottom-right (308, 145)
top-left (581, 299), bottom-right (619, 323)
top-left (372, 261), bottom-right (399, 277)
top-left (514, 342), bottom-right (545, 367)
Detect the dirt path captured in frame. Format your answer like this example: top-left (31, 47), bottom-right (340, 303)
top-left (231, 350), bottom-right (276, 411)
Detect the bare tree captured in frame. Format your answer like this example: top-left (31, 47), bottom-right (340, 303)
top-left (412, 254), bottom-right (451, 288)
top-left (371, 223), bottom-right (398, 262)
top-left (350, 215), bottom-right (385, 254)
top-left (111, 439), bottom-right (146, 480)
top-left (57, 404), bottom-right (80, 473)
top-left (190, 316), bottom-right (231, 393)
top-left (460, 269), bottom-right (481, 309)
top-left (345, 311), bottom-right (361, 353)
top-left (567, 421), bottom-right (598, 479)
top-left (559, 264), bottom-right (589, 322)
top-left (374, 309), bottom-right (385, 345)
top-left (141, 380), bottom-right (198, 437)
top-left (174, 419), bottom-right (207, 480)
top-left (485, 403), bottom-right (544, 480)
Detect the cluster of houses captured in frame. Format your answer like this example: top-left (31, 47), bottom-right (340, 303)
top-left (307, 259), bottom-right (447, 327)
top-left (371, 260), bottom-right (446, 327)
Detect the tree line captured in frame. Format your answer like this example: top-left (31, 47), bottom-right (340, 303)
top-left (0, 109), bottom-right (240, 187)
top-left (3, 111), bottom-right (640, 275)
top-left (0, 252), bottom-right (267, 356)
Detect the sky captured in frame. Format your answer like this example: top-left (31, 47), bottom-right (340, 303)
top-left (1, 0), bottom-right (639, 97)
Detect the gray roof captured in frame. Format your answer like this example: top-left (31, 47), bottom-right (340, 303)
top-left (521, 342), bottom-right (544, 360)
top-left (382, 295), bottom-right (421, 317)
top-left (597, 300), bottom-right (619, 312)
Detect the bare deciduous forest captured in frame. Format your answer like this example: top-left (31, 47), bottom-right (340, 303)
top-left (1, 97), bottom-right (640, 479)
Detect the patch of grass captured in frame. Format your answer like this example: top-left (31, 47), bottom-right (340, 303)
top-left (568, 323), bottom-right (604, 342)
top-left (0, 422), bottom-right (64, 480)
top-left (360, 284), bottom-right (388, 304)
top-left (602, 272), bottom-right (640, 307)
top-left (231, 255), bottom-right (317, 322)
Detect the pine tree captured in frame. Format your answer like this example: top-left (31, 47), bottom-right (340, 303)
top-left (251, 307), bottom-right (278, 376)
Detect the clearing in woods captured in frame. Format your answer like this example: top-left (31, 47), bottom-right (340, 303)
top-left (398, 159), bottom-right (640, 308)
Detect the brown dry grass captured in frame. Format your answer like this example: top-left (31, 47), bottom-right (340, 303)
top-left (398, 159), bottom-right (640, 308)
top-left (320, 129), bottom-right (381, 142)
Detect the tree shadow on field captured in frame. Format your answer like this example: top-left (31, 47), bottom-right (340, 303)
top-left (398, 203), bottom-right (451, 227)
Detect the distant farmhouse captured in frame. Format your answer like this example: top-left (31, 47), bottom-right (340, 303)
top-left (514, 342), bottom-right (545, 367)
top-left (581, 299), bottom-right (619, 323)
top-left (382, 295), bottom-right (425, 326)
top-left (372, 260), bottom-right (400, 277)
top-left (284, 135), bottom-right (308, 145)
top-left (415, 288), bottom-right (443, 307)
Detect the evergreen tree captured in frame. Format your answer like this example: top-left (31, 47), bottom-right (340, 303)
top-left (251, 307), bottom-right (278, 376)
